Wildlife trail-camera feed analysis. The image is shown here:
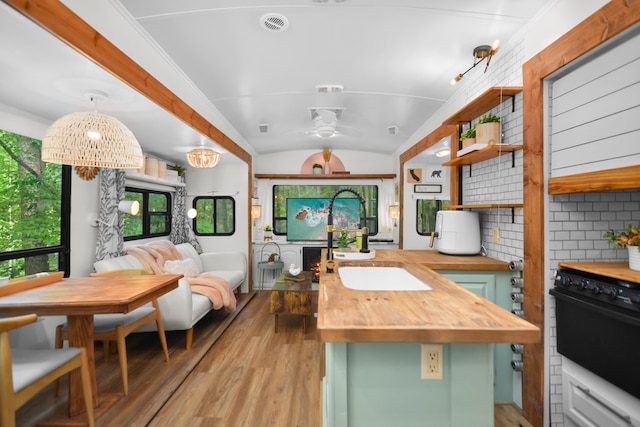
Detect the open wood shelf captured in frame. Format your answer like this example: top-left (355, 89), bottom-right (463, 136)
top-left (254, 173), bottom-right (396, 180)
top-left (446, 203), bottom-right (523, 210)
top-left (443, 87), bottom-right (523, 125)
top-left (548, 165), bottom-right (640, 194)
top-left (443, 145), bottom-right (522, 167)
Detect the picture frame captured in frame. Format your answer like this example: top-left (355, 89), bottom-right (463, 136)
top-left (414, 184), bottom-right (442, 193)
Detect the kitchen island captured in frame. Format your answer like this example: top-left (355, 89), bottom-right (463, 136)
top-left (318, 250), bottom-right (540, 427)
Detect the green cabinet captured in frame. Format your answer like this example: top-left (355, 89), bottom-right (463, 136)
top-left (322, 270), bottom-right (515, 427)
top-left (324, 342), bottom-right (494, 427)
top-left (436, 270), bottom-right (514, 403)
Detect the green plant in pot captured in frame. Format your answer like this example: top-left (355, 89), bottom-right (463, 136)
top-left (335, 230), bottom-right (357, 251)
top-left (460, 124), bottom-right (476, 149)
top-left (312, 163), bottom-right (323, 174)
top-left (604, 225), bottom-right (640, 271)
top-left (267, 252), bottom-right (279, 263)
top-left (476, 113), bottom-right (501, 145)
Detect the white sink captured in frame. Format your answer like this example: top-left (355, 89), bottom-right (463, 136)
top-left (338, 266), bottom-right (433, 291)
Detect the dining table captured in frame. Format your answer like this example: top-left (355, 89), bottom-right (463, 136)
top-left (0, 272), bottom-right (181, 421)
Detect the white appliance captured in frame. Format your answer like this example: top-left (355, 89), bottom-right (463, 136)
top-left (430, 211), bottom-right (481, 255)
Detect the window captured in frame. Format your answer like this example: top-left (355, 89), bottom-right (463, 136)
top-left (272, 185), bottom-right (378, 236)
top-left (123, 188), bottom-right (171, 240)
top-left (416, 199), bottom-right (450, 235)
top-left (0, 129), bottom-right (71, 278)
top-left (193, 196), bottom-right (235, 236)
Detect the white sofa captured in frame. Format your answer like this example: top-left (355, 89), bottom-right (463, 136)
top-left (93, 242), bottom-right (246, 349)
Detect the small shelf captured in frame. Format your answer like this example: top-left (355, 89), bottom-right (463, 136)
top-left (446, 203), bottom-right (523, 210)
top-left (125, 172), bottom-right (185, 187)
top-left (254, 173), bottom-right (396, 180)
top-left (548, 165), bottom-right (640, 195)
top-left (443, 145), bottom-right (522, 167)
top-left (443, 87), bottom-right (523, 125)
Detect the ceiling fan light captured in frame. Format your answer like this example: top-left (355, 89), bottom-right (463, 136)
top-left (435, 148), bottom-right (450, 158)
top-left (186, 148), bottom-right (221, 168)
top-left (316, 126), bottom-right (336, 138)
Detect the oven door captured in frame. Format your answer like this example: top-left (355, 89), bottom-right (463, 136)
top-left (551, 288), bottom-right (640, 400)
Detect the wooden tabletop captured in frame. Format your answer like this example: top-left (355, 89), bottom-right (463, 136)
top-left (318, 250), bottom-right (540, 344)
top-left (0, 274), bottom-right (182, 316)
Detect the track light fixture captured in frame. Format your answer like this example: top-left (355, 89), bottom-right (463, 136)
top-left (450, 40), bottom-right (500, 85)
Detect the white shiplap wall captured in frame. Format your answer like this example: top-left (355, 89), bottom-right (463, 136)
top-left (550, 26), bottom-right (640, 177)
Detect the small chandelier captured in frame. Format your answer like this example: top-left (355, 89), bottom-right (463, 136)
top-left (42, 93), bottom-right (143, 169)
top-left (187, 148), bottom-right (221, 168)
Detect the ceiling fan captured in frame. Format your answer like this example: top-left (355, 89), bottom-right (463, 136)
top-left (297, 107), bottom-right (358, 138)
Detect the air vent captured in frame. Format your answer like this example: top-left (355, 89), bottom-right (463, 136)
top-left (260, 13), bottom-right (289, 32)
top-left (316, 85), bottom-right (343, 94)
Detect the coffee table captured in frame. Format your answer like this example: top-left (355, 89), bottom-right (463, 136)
top-left (270, 271), bottom-right (318, 333)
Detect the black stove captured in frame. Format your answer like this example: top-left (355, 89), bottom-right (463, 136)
top-left (553, 268), bottom-right (640, 313)
top-left (551, 268), bottom-right (640, 400)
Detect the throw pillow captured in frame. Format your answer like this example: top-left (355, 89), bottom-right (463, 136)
top-left (163, 258), bottom-right (199, 278)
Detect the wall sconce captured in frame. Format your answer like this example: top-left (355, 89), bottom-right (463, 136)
top-left (187, 208), bottom-right (198, 219)
top-left (251, 204), bottom-right (262, 226)
top-left (450, 40), bottom-right (500, 85)
top-left (389, 204), bottom-right (400, 227)
top-left (89, 200), bottom-right (139, 227)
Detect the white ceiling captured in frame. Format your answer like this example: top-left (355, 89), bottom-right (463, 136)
top-left (0, 0), bottom-right (552, 165)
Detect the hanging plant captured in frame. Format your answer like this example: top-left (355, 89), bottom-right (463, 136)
top-left (169, 163), bottom-right (187, 177)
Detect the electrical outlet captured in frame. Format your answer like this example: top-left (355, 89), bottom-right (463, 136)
top-left (421, 344), bottom-right (443, 380)
top-left (493, 226), bottom-right (500, 244)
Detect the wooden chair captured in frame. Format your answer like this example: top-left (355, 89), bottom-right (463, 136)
top-left (0, 314), bottom-right (95, 427)
top-left (54, 269), bottom-right (169, 396)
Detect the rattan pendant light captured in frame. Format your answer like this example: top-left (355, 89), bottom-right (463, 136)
top-left (42, 93), bottom-right (144, 169)
top-left (186, 147), bottom-right (221, 168)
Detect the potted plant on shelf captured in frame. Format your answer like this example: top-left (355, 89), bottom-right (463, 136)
top-left (460, 124), bottom-right (476, 149)
top-left (335, 230), bottom-right (357, 252)
top-left (476, 113), bottom-right (501, 145)
top-left (604, 225), bottom-right (640, 271)
top-left (263, 224), bottom-right (273, 241)
top-left (267, 252), bottom-right (279, 264)
top-left (312, 163), bottom-right (323, 174)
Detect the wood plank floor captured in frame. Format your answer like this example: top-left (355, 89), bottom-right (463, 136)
top-left (16, 291), bottom-right (531, 426)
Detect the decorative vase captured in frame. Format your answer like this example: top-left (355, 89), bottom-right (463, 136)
top-left (324, 161), bottom-right (331, 175)
top-left (264, 231), bottom-right (273, 241)
top-left (628, 246), bottom-right (640, 271)
top-left (476, 122), bottom-right (501, 145)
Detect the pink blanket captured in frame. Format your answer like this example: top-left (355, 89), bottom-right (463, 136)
top-left (125, 241), bottom-right (236, 312)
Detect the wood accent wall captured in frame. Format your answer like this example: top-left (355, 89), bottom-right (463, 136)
top-left (398, 125), bottom-right (458, 248)
top-left (522, 1), bottom-right (640, 426)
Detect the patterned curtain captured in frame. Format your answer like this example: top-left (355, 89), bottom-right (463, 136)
top-left (169, 185), bottom-right (203, 253)
top-left (94, 168), bottom-right (126, 262)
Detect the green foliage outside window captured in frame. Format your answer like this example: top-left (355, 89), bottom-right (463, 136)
top-left (193, 196), bottom-right (235, 236)
top-left (416, 199), bottom-right (450, 235)
top-left (124, 188), bottom-right (171, 240)
top-left (0, 129), bottom-right (66, 278)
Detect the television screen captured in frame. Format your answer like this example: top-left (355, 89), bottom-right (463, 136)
top-left (286, 198), bottom-right (361, 241)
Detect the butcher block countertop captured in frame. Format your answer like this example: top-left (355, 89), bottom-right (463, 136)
top-left (317, 249), bottom-right (540, 344)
